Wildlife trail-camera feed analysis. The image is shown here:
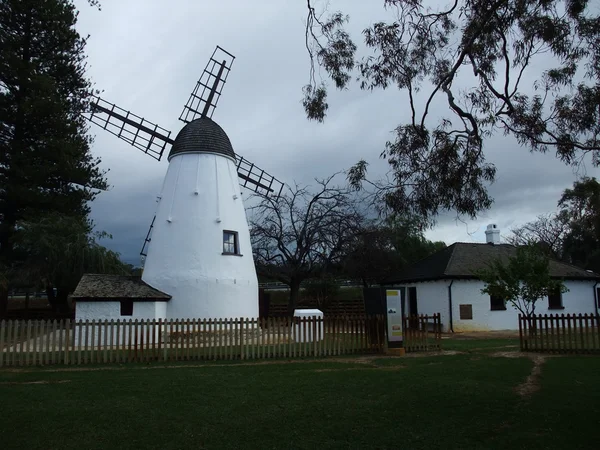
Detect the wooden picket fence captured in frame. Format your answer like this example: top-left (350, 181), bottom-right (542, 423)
top-left (0, 315), bottom-right (385, 367)
top-left (403, 313), bottom-right (442, 352)
top-left (519, 313), bottom-right (600, 354)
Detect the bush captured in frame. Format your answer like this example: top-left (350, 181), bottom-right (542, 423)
top-left (303, 277), bottom-right (340, 310)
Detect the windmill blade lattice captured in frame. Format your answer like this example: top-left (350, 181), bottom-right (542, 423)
top-left (236, 156), bottom-right (284, 197)
top-left (87, 95), bottom-right (174, 161)
top-left (179, 46), bottom-right (235, 123)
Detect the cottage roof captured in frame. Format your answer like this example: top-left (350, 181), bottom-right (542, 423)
top-left (168, 117), bottom-right (236, 161)
top-left (384, 243), bottom-right (600, 284)
top-left (72, 274), bottom-right (171, 301)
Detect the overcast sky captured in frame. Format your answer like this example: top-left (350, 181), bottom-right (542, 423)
top-left (74, 0), bottom-right (598, 266)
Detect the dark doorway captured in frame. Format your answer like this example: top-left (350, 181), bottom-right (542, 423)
top-left (408, 287), bottom-right (418, 315)
top-left (363, 287), bottom-right (386, 315)
top-left (408, 287), bottom-right (418, 329)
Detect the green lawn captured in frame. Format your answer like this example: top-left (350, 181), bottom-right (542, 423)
top-left (442, 337), bottom-right (520, 352)
top-left (1, 349), bottom-right (599, 449)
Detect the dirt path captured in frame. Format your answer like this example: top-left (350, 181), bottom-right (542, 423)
top-left (490, 350), bottom-right (560, 399)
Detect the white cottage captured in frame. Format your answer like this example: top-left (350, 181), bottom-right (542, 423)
top-left (384, 224), bottom-right (600, 332)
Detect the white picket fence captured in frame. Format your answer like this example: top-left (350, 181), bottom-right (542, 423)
top-left (0, 315), bottom-right (386, 366)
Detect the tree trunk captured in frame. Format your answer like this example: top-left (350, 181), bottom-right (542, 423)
top-left (46, 285), bottom-right (56, 311)
top-left (0, 288), bottom-right (8, 319)
top-left (288, 279), bottom-right (302, 316)
top-left (48, 286), bottom-right (70, 315)
top-left (24, 289), bottom-right (30, 320)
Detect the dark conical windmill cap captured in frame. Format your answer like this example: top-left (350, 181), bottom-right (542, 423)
top-left (168, 117), bottom-right (236, 161)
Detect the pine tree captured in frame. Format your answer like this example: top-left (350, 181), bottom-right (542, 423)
top-left (0, 0), bottom-right (107, 316)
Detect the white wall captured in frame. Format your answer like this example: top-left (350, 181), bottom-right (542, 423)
top-left (401, 281), bottom-right (449, 329)
top-left (75, 301), bottom-right (166, 321)
top-left (142, 151), bottom-right (259, 320)
top-left (74, 301), bottom-right (167, 346)
top-left (451, 279), bottom-right (598, 331)
top-left (391, 279), bottom-right (598, 332)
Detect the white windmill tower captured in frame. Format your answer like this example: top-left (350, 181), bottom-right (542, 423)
top-left (83, 46), bottom-right (284, 320)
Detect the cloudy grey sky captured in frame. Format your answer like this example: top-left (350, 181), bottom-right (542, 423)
top-left (75, 0), bottom-right (598, 265)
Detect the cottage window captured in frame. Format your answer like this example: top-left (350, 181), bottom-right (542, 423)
top-left (548, 288), bottom-right (563, 309)
top-left (223, 230), bottom-right (240, 255)
top-left (490, 295), bottom-right (506, 311)
top-left (120, 300), bottom-right (134, 316)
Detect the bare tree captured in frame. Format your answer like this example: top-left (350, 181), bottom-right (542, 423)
top-left (249, 174), bottom-right (364, 313)
top-left (506, 214), bottom-right (569, 260)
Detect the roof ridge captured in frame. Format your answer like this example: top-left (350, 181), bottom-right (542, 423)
top-left (508, 244), bottom-right (599, 276)
top-left (547, 256), bottom-right (600, 275)
top-left (443, 243), bottom-right (459, 276)
top-left (401, 242), bottom-right (455, 268)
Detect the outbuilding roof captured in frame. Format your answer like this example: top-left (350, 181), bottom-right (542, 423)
top-left (72, 274), bottom-right (171, 301)
top-left (384, 243), bottom-right (600, 284)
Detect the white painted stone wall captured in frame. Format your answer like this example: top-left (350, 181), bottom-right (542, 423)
top-left (74, 301), bottom-right (167, 346)
top-left (75, 301), bottom-right (165, 321)
top-left (404, 281), bottom-right (448, 327)
top-left (398, 279), bottom-right (598, 331)
top-left (141, 151), bottom-right (259, 320)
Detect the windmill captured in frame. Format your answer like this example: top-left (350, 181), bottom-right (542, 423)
top-left (84, 46), bottom-right (284, 320)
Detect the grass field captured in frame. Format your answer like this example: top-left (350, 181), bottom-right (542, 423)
top-left (1, 341), bottom-right (599, 449)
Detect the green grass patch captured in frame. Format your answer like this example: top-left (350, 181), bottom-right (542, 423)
top-left (442, 338), bottom-right (520, 352)
top-left (2, 351), bottom-right (599, 449)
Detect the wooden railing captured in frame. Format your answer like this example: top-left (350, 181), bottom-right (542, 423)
top-left (519, 313), bottom-right (600, 354)
top-left (403, 314), bottom-right (442, 352)
top-left (0, 315), bottom-right (385, 367)
top-left (267, 299), bottom-right (366, 317)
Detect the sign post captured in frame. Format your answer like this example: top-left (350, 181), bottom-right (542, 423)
top-left (385, 289), bottom-right (405, 356)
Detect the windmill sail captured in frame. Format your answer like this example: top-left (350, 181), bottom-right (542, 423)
top-left (87, 95), bottom-right (174, 161)
top-left (236, 156), bottom-right (284, 197)
top-left (140, 215), bottom-right (156, 257)
top-left (179, 46), bottom-right (235, 123)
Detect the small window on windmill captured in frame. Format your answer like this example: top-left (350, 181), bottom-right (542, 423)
top-left (223, 230), bottom-right (240, 255)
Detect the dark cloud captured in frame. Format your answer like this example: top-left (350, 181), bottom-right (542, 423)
top-left (76, 0), bottom-right (599, 263)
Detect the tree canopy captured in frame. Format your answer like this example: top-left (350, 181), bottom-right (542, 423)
top-left (477, 244), bottom-right (567, 317)
top-left (12, 213), bottom-right (129, 312)
top-left (303, 0), bottom-right (600, 222)
top-left (342, 214), bottom-right (446, 286)
top-left (508, 177), bottom-right (600, 273)
top-left (0, 0), bottom-right (111, 315)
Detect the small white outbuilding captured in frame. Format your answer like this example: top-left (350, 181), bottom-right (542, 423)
top-left (73, 274), bottom-right (171, 322)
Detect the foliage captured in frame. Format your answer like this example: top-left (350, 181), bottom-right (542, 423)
top-left (13, 213), bottom-right (129, 311)
top-left (477, 245), bottom-right (567, 317)
top-left (303, 0), bottom-right (600, 221)
top-left (0, 0), bottom-right (106, 314)
top-left (558, 176), bottom-right (600, 272)
top-left (302, 276), bottom-right (340, 310)
top-left (508, 177), bottom-right (600, 273)
top-left (249, 173), bottom-right (364, 311)
top-left (342, 214), bottom-right (446, 286)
